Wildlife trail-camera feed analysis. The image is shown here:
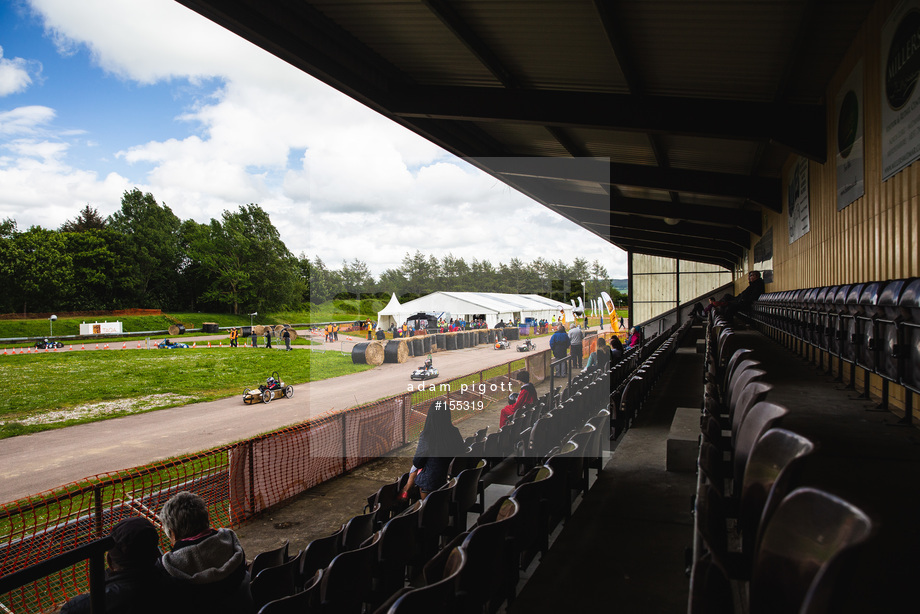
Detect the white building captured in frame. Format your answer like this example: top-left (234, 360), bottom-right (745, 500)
top-left (376, 291), bottom-right (574, 330)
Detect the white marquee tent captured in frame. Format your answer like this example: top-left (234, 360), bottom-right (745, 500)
top-left (376, 292), bottom-right (575, 330)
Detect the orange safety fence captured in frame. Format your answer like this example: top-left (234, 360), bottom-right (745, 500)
top-left (0, 352), bottom-right (545, 613)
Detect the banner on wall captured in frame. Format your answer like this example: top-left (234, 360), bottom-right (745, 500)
top-left (836, 60), bottom-right (865, 210)
top-left (787, 156), bottom-right (810, 244)
top-left (881, 0), bottom-right (920, 181)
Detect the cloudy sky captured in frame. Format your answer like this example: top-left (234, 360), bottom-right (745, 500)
top-left (0, 0), bottom-right (626, 278)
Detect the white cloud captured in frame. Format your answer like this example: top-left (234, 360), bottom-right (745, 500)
top-left (0, 46), bottom-right (36, 96)
top-left (10, 0), bottom-right (627, 278)
top-left (0, 106), bottom-right (56, 137)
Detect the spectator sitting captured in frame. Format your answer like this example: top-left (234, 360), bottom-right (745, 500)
top-left (500, 370), bottom-right (537, 428)
top-left (401, 400), bottom-right (464, 500)
top-left (158, 491), bottom-right (253, 614)
top-left (703, 295), bottom-right (728, 316)
top-left (723, 270), bottom-right (766, 322)
top-left (582, 337), bottom-right (610, 374)
top-left (627, 326), bottom-right (643, 348)
top-left (61, 517), bottom-right (172, 614)
top-left (609, 334), bottom-right (624, 364)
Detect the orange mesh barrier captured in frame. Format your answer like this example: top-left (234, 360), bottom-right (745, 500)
top-left (0, 352), bottom-right (546, 613)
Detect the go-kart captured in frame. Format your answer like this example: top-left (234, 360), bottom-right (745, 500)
top-left (494, 337), bottom-right (509, 350)
top-left (516, 339), bottom-right (536, 352)
top-left (157, 339), bottom-right (189, 349)
top-left (243, 371), bottom-right (294, 404)
top-left (411, 355), bottom-right (439, 381)
top-left (35, 339), bottom-right (64, 349)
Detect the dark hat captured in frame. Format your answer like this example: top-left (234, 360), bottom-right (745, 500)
top-left (108, 517), bottom-right (161, 570)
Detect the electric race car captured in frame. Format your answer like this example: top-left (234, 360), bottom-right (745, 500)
top-left (35, 339), bottom-right (64, 349)
top-left (410, 354), bottom-right (439, 380)
top-left (243, 371), bottom-right (294, 404)
top-left (157, 339), bottom-right (189, 349)
top-left (517, 338), bottom-right (536, 352)
top-left (494, 337), bottom-right (509, 350)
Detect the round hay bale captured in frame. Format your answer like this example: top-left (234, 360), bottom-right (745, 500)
top-left (274, 324), bottom-right (286, 333)
top-left (281, 327), bottom-right (299, 340)
top-left (168, 324), bottom-right (179, 336)
top-left (202, 322), bottom-right (219, 334)
top-left (422, 336), bottom-right (432, 353)
top-left (411, 337), bottom-right (424, 356)
top-left (446, 333), bottom-right (457, 351)
top-left (435, 333), bottom-right (446, 350)
top-left (384, 339), bottom-right (409, 363)
top-left (506, 327), bottom-right (520, 341)
top-left (478, 330), bottom-right (488, 345)
top-left (352, 341), bottom-right (384, 365)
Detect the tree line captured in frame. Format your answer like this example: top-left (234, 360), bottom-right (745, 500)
top-left (0, 189), bottom-right (624, 315)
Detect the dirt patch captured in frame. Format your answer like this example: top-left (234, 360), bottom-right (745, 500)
top-left (1, 394), bottom-right (195, 426)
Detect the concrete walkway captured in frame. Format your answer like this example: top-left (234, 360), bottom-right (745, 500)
top-left (0, 328), bottom-right (606, 504)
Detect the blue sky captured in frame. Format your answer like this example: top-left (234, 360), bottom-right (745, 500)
top-left (0, 0), bottom-right (626, 278)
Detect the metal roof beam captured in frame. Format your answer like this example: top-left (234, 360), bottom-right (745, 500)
top-left (476, 157), bottom-right (781, 212)
top-left (393, 86), bottom-right (827, 162)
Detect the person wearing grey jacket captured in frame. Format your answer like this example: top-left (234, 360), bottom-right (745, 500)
top-left (568, 324), bottom-right (584, 369)
top-left (158, 491), bottom-right (254, 614)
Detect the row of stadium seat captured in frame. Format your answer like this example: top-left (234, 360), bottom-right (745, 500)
top-left (750, 277), bottom-right (920, 412)
top-left (689, 316), bottom-right (920, 613)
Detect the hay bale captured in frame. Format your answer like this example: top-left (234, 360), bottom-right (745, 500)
top-left (384, 339), bottom-right (409, 363)
top-left (435, 333), bottom-right (446, 350)
top-left (202, 322), bottom-right (219, 334)
top-left (253, 325), bottom-right (266, 335)
top-left (446, 333), bottom-right (457, 351)
top-left (167, 324), bottom-right (186, 336)
top-left (352, 341), bottom-right (384, 365)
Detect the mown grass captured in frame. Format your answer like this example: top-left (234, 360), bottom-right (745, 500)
top-left (0, 348), bottom-right (372, 439)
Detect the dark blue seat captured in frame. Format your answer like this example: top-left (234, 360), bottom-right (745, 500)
top-left (855, 281), bottom-right (883, 373)
top-left (876, 278), bottom-right (914, 384)
top-left (840, 283), bottom-right (865, 365)
top-left (898, 278), bottom-right (920, 395)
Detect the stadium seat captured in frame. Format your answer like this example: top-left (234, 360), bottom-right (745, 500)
top-left (749, 487), bottom-right (873, 614)
top-left (738, 428), bottom-right (815, 568)
top-left (340, 503), bottom-right (380, 552)
top-left (320, 532), bottom-right (381, 614)
top-left (299, 526), bottom-right (343, 580)
top-left (449, 460), bottom-right (486, 535)
top-left (257, 568), bottom-right (322, 614)
top-left (250, 552), bottom-right (301, 610)
top-left (372, 501), bottom-right (422, 607)
top-left (249, 540), bottom-right (289, 581)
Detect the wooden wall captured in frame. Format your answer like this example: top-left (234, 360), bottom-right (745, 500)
top-left (748, 0), bottom-right (919, 295)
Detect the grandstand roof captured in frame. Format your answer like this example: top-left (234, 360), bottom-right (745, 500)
top-left (175, 0), bottom-right (876, 269)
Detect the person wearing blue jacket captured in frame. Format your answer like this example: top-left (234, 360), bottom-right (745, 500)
top-left (550, 323), bottom-right (571, 376)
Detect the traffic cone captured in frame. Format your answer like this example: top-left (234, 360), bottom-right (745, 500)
top-left (192, 342), bottom-right (197, 348)
top-left (122, 342), bottom-right (127, 349)
top-left (3, 348), bottom-right (7, 355)
top-left (95, 344), bottom-right (100, 350)
top-left (81, 343), bottom-right (85, 350)
top-left (208, 341), bottom-right (211, 348)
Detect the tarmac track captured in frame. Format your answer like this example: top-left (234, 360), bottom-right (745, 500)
top-left (0, 328), bottom-right (600, 504)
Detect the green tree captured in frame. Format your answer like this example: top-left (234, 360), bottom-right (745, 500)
top-left (61, 229), bottom-right (133, 310)
top-left (339, 258), bottom-right (375, 296)
top-left (306, 256), bottom-right (339, 304)
top-left (187, 205), bottom-right (298, 313)
top-left (107, 189), bottom-right (182, 308)
top-left (60, 205), bottom-right (107, 232)
top-left (5, 226), bottom-right (74, 314)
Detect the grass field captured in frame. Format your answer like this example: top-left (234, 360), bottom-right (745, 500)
top-left (0, 348), bottom-right (372, 439)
